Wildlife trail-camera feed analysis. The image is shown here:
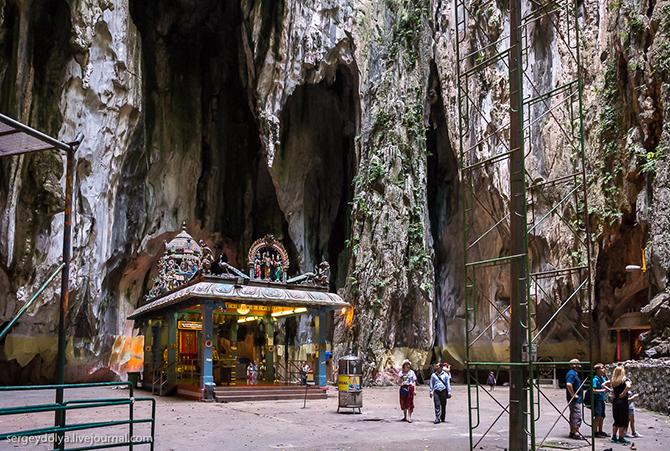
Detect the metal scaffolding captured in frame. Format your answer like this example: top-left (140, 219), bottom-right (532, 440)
top-left (454, 0), bottom-right (593, 449)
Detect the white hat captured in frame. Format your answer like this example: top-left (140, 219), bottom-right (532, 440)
top-left (401, 359), bottom-right (411, 366)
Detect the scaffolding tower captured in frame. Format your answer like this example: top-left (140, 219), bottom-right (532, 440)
top-left (454, 0), bottom-right (593, 449)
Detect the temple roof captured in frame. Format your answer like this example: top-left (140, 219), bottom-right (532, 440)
top-left (128, 275), bottom-right (348, 320)
top-left (608, 311), bottom-right (651, 331)
top-left (165, 227), bottom-right (201, 259)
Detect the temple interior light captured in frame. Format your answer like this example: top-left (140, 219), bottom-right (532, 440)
top-left (271, 309), bottom-right (292, 317)
top-left (237, 316), bottom-right (259, 323)
top-left (271, 307), bottom-right (307, 317)
top-left (237, 305), bottom-right (250, 315)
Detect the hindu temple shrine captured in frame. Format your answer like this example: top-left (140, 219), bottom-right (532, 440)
top-left (127, 225), bottom-right (348, 400)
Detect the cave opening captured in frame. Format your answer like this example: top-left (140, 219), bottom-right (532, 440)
top-left (129, 0), bottom-right (297, 272)
top-left (129, 1), bottom-right (357, 358)
top-left (426, 61), bottom-right (462, 359)
top-left (275, 66), bottom-right (358, 288)
top-left (271, 66), bottom-right (358, 351)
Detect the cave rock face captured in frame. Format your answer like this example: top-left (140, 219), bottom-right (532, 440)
top-left (1, 0), bottom-right (670, 384)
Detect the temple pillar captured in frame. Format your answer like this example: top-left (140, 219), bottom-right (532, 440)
top-left (315, 309), bottom-right (327, 388)
top-left (201, 301), bottom-right (215, 394)
top-left (150, 321), bottom-right (162, 370)
top-left (167, 312), bottom-right (178, 384)
top-left (143, 321), bottom-right (152, 372)
top-left (265, 316), bottom-right (275, 382)
top-left (230, 322), bottom-right (238, 384)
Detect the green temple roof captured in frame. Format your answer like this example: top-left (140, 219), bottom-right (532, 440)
top-left (128, 275), bottom-right (348, 320)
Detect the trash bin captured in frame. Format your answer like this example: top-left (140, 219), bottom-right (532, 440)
top-left (204, 382), bottom-right (216, 402)
top-left (127, 372), bottom-right (139, 388)
top-left (337, 356), bottom-right (362, 413)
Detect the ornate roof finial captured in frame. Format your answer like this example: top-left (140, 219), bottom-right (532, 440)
top-left (181, 220), bottom-right (187, 231)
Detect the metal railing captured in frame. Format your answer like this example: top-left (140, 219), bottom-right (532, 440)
top-left (176, 358), bottom-right (200, 386)
top-left (0, 381), bottom-right (154, 450)
top-left (151, 361), bottom-right (175, 396)
top-left (274, 360), bottom-right (305, 385)
top-left (0, 262), bottom-right (65, 341)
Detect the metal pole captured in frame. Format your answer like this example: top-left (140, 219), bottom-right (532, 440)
top-left (55, 145), bottom-right (75, 450)
top-left (509, 0), bottom-right (528, 448)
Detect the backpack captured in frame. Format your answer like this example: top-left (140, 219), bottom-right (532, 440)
top-left (583, 386), bottom-right (592, 409)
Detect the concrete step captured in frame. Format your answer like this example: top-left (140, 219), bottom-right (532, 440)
top-left (214, 386), bottom-right (324, 395)
top-left (215, 392), bottom-right (327, 403)
top-left (213, 384), bottom-right (319, 390)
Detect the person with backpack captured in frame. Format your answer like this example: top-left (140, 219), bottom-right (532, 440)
top-left (592, 363), bottom-right (613, 438)
top-left (429, 363), bottom-right (452, 424)
top-left (487, 371), bottom-right (496, 391)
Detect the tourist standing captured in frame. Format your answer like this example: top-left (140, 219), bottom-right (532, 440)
top-left (301, 361), bottom-right (310, 385)
top-left (487, 371), bottom-right (496, 391)
top-left (592, 363), bottom-right (612, 438)
top-left (398, 359), bottom-right (417, 423)
top-left (259, 361), bottom-right (266, 382)
top-left (624, 391), bottom-right (643, 438)
top-left (246, 361), bottom-right (254, 385)
top-left (610, 365), bottom-right (632, 444)
top-left (565, 358), bottom-right (585, 440)
top-left (429, 363), bottom-right (451, 423)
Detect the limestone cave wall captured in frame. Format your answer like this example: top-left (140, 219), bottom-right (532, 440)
top-left (0, 0), bottom-right (669, 384)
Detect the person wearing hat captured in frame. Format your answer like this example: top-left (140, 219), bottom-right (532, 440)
top-left (565, 358), bottom-right (585, 440)
top-left (397, 359), bottom-right (417, 423)
top-left (429, 363), bottom-right (452, 423)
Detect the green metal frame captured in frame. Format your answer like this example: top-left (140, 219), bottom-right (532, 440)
top-left (0, 115), bottom-right (156, 450)
top-left (0, 382), bottom-right (155, 450)
top-left (0, 262), bottom-right (64, 341)
top-left (455, 0), bottom-right (593, 449)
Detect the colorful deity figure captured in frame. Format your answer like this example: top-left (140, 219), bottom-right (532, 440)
top-left (246, 235), bottom-right (290, 284)
top-left (263, 252), bottom-right (271, 279)
top-left (199, 240), bottom-right (215, 274)
top-left (274, 254), bottom-right (282, 281)
top-left (254, 253), bottom-right (262, 279)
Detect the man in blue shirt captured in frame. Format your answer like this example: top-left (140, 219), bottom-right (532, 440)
top-left (429, 363), bottom-right (451, 424)
top-left (566, 358), bottom-right (584, 440)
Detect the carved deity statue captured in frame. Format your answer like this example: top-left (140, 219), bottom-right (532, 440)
top-left (199, 240), bottom-right (215, 274)
top-left (254, 253), bottom-right (262, 279)
top-left (263, 252), bottom-right (271, 279)
top-left (314, 261), bottom-right (330, 285)
top-left (274, 254), bottom-right (282, 281)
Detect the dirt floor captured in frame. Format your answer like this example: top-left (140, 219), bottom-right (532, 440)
top-left (1, 384), bottom-right (669, 451)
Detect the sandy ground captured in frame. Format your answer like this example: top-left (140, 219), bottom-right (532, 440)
top-left (1, 384), bottom-right (669, 451)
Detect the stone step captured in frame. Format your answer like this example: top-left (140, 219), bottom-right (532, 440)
top-left (214, 386), bottom-right (324, 394)
top-left (215, 392), bottom-right (327, 403)
top-left (214, 384), bottom-right (320, 390)
top-left (214, 388), bottom-right (324, 396)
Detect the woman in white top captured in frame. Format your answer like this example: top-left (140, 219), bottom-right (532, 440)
top-left (397, 359), bottom-right (417, 423)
